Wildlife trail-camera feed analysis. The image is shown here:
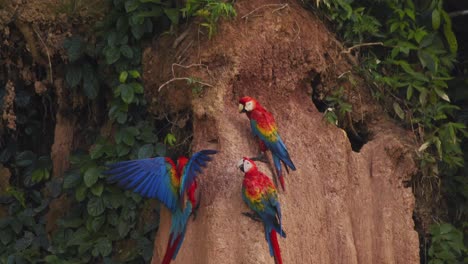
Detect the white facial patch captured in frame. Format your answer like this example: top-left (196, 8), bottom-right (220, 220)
top-left (244, 101), bottom-right (254, 112)
top-left (243, 160), bottom-right (253, 172)
top-left (238, 104), bottom-right (244, 112)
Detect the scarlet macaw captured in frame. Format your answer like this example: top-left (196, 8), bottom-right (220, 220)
top-left (105, 150), bottom-right (217, 264)
top-left (238, 157), bottom-right (286, 264)
top-left (239, 96), bottom-right (296, 191)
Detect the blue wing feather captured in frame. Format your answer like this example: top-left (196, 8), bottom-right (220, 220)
top-left (250, 120), bottom-right (296, 171)
top-left (105, 157), bottom-right (179, 212)
top-left (179, 150), bottom-right (217, 195)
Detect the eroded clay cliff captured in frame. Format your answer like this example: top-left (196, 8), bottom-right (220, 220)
top-left (143, 0), bottom-right (420, 263)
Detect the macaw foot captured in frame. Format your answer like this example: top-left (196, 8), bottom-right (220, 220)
top-left (242, 212), bottom-right (262, 222)
top-left (250, 153), bottom-right (268, 164)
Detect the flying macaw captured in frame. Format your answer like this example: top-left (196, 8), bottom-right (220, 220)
top-left (238, 157), bottom-right (286, 264)
top-left (105, 150), bottom-right (217, 264)
top-left (238, 96), bottom-right (296, 191)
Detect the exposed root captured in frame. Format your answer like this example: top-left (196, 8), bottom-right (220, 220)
top-left (241, 3), bottom-right (289, 20)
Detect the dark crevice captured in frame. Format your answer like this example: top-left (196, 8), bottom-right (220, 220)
top-left (347, 121), bottom-right (370, 152)
top-left (310, 71), bottom-right (327, 112)
top-left (310, 71), bottom-right (370, 152)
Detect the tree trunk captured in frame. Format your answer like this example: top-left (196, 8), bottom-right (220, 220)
top-left (143, 0), bottom-right (420, 263)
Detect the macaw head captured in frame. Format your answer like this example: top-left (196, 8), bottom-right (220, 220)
top-left (176, 156), bottom-right (189, 176)
top-left (237, 157), bottom-right (257, 173)
top-left (238, 96), bottom-right (257, 113)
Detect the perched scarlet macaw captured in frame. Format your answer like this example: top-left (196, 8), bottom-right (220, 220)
top-left (239, 96), bottom-right (296, 191)
top-left (238, 157), bottom-right (286, 264)
top-left (105, 150), bottom-right (217, 264)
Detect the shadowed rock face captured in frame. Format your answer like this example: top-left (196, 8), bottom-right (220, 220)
top-left (143, 0), bottom-right (420, 263)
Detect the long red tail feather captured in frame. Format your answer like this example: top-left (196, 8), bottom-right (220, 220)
top-left (279, 175), bottom-right (286, 192)
top-left (270, 230), bottom-right (282, 264)
top-left (162, 234), bottom-right (182, 264)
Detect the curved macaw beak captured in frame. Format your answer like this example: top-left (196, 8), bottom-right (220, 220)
top-left (237, 160), bottom-right (245, 172)
top-left (238, 104), bottom-right (246, 113)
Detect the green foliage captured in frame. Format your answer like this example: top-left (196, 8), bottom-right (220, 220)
top-left (315, 0), bottom-right (468, 262)
top-left (182, 0), bottom-right (236, 38)
top-left (428, 222), bottom-right (467, 264)
top-left (2, 0), bottom-right (235, 261)
top-left (323, 86), bottom-right (352, 125)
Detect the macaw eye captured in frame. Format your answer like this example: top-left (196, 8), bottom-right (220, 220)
top-left (244, 101), bottom-right (254, 111)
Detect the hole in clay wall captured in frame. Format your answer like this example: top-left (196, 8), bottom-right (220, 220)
top-left (309, 71), bottom-right (370, 152)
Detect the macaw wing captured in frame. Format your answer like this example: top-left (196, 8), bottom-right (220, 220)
top-left (179, 150), bottom-right (218, 196)
top-left (251, 117), bottom-right (296, 170)
top-left (250, 110), bottom-right (279, 144)
top-left (105, 157), bottom-right (179, 212)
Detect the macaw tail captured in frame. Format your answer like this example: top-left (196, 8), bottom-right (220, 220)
top-left (269, 230), bottom-right (283, 264)
top-left (162, 203), bottom-right (193, 264)
top-left (278, 175), bottom-right (286, 192)
top-left (162, 233), bottom-right (183, 264)
top-left (272, 155), bottom-right (286, 191)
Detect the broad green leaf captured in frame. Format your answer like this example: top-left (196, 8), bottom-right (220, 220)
top-left (443, 23), bottom-right (458, 53)
top-left (87, 196), bottom-right (105, 216)
top-left (164, 133), bottom-right (176, 146)
top-left (107, 31), bottom-right (118, 47)
top-left (65, 64), bottom-right (83, 88)
top-left (439, 223), bottom-right (453, 234)
top-left (125, 0), bottom-right (140, 12)
top-left (63, 36), bottom-right (83, 62)
top-left (95, 237), bottom-right (112, 257)
top-left (31, 168), bottom-right (47, 183)
top-left (131, 24), bottom-right (145, 39)
top-left (418, 50), bottom-right (437, 72)
top-left (155, 142), bottom-right (166, 157)
top-left (406, 85), bottom-right (413, 100)
top-left (119, 71), bottom-right (128, 83)
top-left (138, 144), bottom-right (154, 159)
top-left (68, 228), bottom-right (89, 246)
top-left (84, 167), bottom-right (100, 187)
top-left (63, 170), bottom-right (81, 189)
top-left (91, 183), bottom-right (104, 196)
top-left (131, 82), bottom-right (144, 93)
top-left (14, 232), bottom-right (34, 251)
top-left (404, 8), bottom-right (415, 20)
top-left (128, 70), bottom-right (140, 78)
top-left (393, 102), bottom-right (405, 120)
top-left (419, 89), bottom-right (428, 106)
top-left (90, 144), bottom-right (105, 160)
top-left (121, 84), bottom-right (135, 104)
top-left (136, 8), bottom-right (163, 19)
top-left (89, 215), bottom-right (105, 232)
top-left (0, 229), bottom-right (13, 245)
top-left (120, 45), bottom-right (133, 59)
top-left (118, 220), bottom-right (131, 237)
top-left (164, 8), bottom-right (179, 25)
top-left (414, 28), bottom-right (427, 43)
top-left (432, 9), bottom-right (440, 30)
top-left (75, 184), bottom-right (87, 202)
top-left (104, 46), bottom-right (121, 65)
